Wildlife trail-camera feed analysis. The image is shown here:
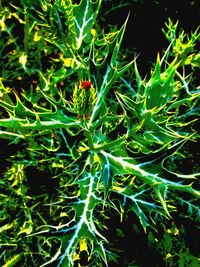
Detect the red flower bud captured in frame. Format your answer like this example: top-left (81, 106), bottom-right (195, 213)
top-left (80, 81), bottom-right (92, 90)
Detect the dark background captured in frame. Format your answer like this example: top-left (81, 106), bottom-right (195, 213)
top-left (100, 0), bottom-right (200, 73)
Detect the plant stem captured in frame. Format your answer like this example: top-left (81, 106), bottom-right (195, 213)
top-left (84, 129), bottom-right (94, 150)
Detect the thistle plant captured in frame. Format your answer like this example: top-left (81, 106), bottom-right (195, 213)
top-left (0, 1), bottom-right (200, 266)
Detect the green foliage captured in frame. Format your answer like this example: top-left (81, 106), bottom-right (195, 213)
top-left (148, 221), bottom-right (200, 267)
top-left (0, 1), bottom-right (199, 266)
top-left (163, 18), bottom-right (200, 67)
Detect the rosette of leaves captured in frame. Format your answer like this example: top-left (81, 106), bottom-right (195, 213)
top-left (0, 1), bottom-right (200, 266)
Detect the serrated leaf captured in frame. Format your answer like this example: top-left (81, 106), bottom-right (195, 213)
top-left (56, 170), bottom-right (107, 267)
top-left (145, 58), bottom-right (179, 110)
top-left (154, 184), bottom-right (171, 218)
top-left (111, 13), bottom-right (130, 67)
top-left (101, 154), bottom-right (111, 201)
top-left (73, 0), bottom-right (102, 50)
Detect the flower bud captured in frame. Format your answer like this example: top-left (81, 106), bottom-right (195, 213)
top-left (73, 80), bottom-right (97, 120)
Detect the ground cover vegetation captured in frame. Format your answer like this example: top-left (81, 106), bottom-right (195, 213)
top-left (0, 0), bottom-right (199, 266)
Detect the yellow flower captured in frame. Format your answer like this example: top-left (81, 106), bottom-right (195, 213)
top-left (19, 53), bottom-right (27, 69)
top-left (174, 228), bottom-right (179, 236)
top-left (33, 31), bottom-right (41, 42)
top-left (63, 57), bottom-right (74, 68)
top-left (91, 28), bottom-right (96, 36)
top-left (166, 253), bottom-right (172, 259)
top-left (80, 239), bottom-right (88, 252)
